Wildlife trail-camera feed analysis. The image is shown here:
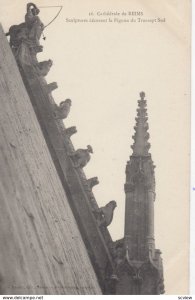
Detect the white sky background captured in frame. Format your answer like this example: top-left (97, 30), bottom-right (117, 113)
top-left (1, 0), bottom-right (191, 295)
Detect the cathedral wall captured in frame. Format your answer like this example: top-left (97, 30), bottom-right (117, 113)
top-left (0, 24), bottom-right (101, 295)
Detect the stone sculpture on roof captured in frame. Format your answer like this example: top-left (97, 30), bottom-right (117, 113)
top-left (6, 2), bottom-right (44, 56)
top-left (70, 145), bottom-right (93, 168)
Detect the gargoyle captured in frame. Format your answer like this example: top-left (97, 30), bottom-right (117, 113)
top-left (94, 200), bottom-right (117, 227)
top-left (38, 59), bottom-right (53, 76)
top-left (87, 177), bottom-right (99, 189)
top-left (53, 99), bottom-right (72, 120)
top-left (65, 126), bottom-right (77, 138)
top-left (70, 145), bottom-right (93, 168)
top-left (47, 82), bottom-right (58, 94)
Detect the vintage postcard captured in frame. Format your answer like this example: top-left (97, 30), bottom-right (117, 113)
top-left (0, 0), bottom-right (191, 295)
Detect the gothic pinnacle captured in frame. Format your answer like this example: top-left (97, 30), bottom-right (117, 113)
top-left (131, 92), bottom-right (151, 156)
top-left (140, 91), bottom-right (145, 100)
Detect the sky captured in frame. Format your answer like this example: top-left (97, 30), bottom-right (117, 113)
top-left (1, 0), bottom-right (191, 294)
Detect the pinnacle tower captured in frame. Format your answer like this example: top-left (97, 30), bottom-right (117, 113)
top-left (114, 93), bottom-right (164, 295)
top-left (124, 92), bottom-right (155, 260)
top-left (131, 92), bottom-right (151, 157)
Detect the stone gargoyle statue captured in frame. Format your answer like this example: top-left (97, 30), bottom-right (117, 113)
top-left (38, 59), bottom-right (53, 76)
top-left (65, 126), bottom-right (77, 138)
top-left (93, 200), bottom-right (117, 227)
top-left (69, 145), bottom-right (93, 168)
top-left (87, 177), bottom-right (99, 189)
top-left (6, 3), bottom-right (44, 49)
top-left (53, 99), bottom-right (72, 120)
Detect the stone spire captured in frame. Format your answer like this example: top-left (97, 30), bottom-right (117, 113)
top-left (124, 92), bottom-right (155, 261)
top-left (131, 92), bottom-right (151, 157)
top-left (113, 92), bottom-right (165, 295)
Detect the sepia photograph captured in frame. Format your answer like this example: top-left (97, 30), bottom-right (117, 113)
top-left (0, 0), bottom-right (191, 295)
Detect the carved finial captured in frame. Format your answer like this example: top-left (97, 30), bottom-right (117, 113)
top-left (130, 92), bottom-right (151, 156)
top-left (140, 91), bottom-right (145, 100)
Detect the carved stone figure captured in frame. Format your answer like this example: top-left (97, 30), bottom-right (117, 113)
top-left (65, 126), bottom-right (77, 138)
top-left (25, 3), bottom-right (44, 46)
top-left (99, 200), bottom-right (117, 226)
top-left (38, 59), bottom-right (53, 76)
top-left (7, 3), bottom-right (44, 49)
top-left (7, 24), bottom-right (27, 47)
top-left (94, 200), bottom-right (117, 227)
top-left (25, 45), bottom-right (43, 66)
top-left (46, 82), bottom-right (58, 94)
top-left (70, 145), bottom-right (93, 168)
top-left (87, 177), bottom-right (99, 189)
top-left (53, 99), bottom-right (72, 119)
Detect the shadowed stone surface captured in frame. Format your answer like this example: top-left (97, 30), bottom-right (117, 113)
top-left (0, 24), bottom-right (101, 295)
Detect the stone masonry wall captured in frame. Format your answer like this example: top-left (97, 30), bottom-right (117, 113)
top-left (0, 24), bottom-right (101, 295)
